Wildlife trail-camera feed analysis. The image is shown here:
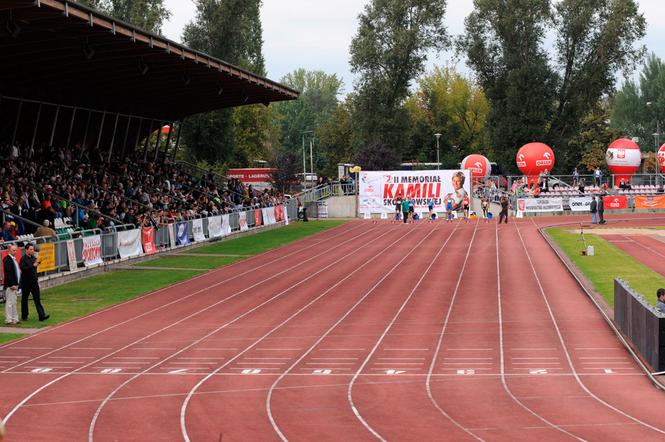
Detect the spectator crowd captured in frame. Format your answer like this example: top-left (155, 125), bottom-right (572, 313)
top-left (1, 142), bottom-right (286, 241)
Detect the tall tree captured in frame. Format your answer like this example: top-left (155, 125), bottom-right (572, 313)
top-left (272, 69), bottom-right (345, 174)
top-left (75, 0), bottom-right (171, 34)
top-left (405, 67), bottom-right (490, 167)
top-left (460, 0), bottom-right (646, 173)
top-left (182, 0), bottom-right (268, 165)
top-left (349, 0), bottom-right (449, 168)
top-left (612, 54), bottom-right (665, 152)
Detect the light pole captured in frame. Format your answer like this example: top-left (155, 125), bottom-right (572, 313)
top-left (647, 102), bottom-right (660, 184)
top-left (434, 133), bottom-right (442, 170)
top-left (302, 130), bottom-right (313, 189)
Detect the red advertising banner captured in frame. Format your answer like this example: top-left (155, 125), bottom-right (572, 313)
top-left (1, 249), bottom-right (22, 284)
top-left (227, 168), bottom-right (276, 183)
top-left (274, 205), bottom-right (283, 222)
top-left (603, 195), bottom-right (628, 210)
top-left (635, 195), bottom-right (665, 209)
top-left (142, 227), bottom-right (157, 255)
top-left (254, 210), bottom-right (262, 226)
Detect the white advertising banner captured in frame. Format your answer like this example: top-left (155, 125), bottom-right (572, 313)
top-left (66, 240), bottom-right (78, 271)
top-left (358, 170), bottom-right (471, 214)
top-left (208, 216), bottom-right (223, 238)
top-left (569, 197), bottom-right (593, 212)
top-left (262, 207), bottom-right (275, 225)
top-left (517, 198), bottom-right (564, 213)
top-left (168, 223), bottom-right (176, 248)
top-left (284, 206), bottom-right (289, 225)
top-left (221, 214), bottom-right (232, 236)
top-left (117, 229), bottom-right (143, 259)
top-left (192, 218), bottom-right (206, 242)
top-left (82, 235), bottom-right (103, 267)
top-left (239, 211), bottom-right (249, 232)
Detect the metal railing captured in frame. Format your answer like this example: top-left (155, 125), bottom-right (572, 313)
top-left (0, 203), bottom-right (296, 286)
top-left (293, 181), bottom-right (357, 204)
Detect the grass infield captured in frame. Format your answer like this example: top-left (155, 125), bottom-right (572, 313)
top-left (547, 227), bottom-right (665, 308)
top-left (1, 220), bottom-right (346, 341)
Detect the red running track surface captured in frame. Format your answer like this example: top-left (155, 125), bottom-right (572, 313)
top-left (1, 216), bottom-right (665, 441)
top-left (603, 234), bottom-right (665, 277)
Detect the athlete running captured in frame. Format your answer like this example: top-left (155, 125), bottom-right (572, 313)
top-left (445, 195), bottom-right (454, 223)
top-left (462, 194), bottom-right (470, 223)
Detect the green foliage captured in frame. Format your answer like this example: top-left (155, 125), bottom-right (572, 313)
top-left (405, 67), bottom-right (490, 167)
top-left (75, 0), bottom-right (171, 34)
top-left (182, 0), bottom-right (268, 165)
top-left (316, 101), bottom-right (357, 177)
top-left (547, 228), bottom-right (665, 307)
top-left (612, 54), bottom-right (665, 150)
top-left (570, 104), bottom-right (620, 173)
top-left (350, 0), bottom-right (449, 152)
top-left (460, 0), bottom-right (646, 173)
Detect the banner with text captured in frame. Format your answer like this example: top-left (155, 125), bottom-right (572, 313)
top-left (603, 196), bottom-right (628, 210)
top-left (517, 198), bottom-right (564, 213)
top-left (37, 243), bottom-right (56, 273)
top-left (208, 216), bottom-right (223, 238)
top-left (635, 195), bottom-right (665, 209)
top-left (262, 207), bottom-right (276, 225)
top-left (569, 197), bottom-right (593, 212)
top-left (192, 218), bottom-right (206, 242)
top-left (141, 227), bottom-right (157, 255)
top-left (118, 229), bottom-right (143, 259)
top-left (358, 170), bottom-right (471, 214)
top-left (82, 235), bottom-right (103, 267)
top-left (254, 210), bottom-right (262, 227)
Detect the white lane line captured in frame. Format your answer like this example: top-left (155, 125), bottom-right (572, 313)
top-left (497, 224), bottom-right (584, 441)
top-left (347, 224), bottom-right (469, 442)
top-left (0, 223), bottom-right (364, 372)
top-left (90, 226), bottom-right (387, 442)
top-left (425, 223), bottom-right (488, 442)
top-left (179, 226), bottom-right (410, 442)
top-left (0, 222), bottom-right (361, 354)
top-left (5, 224), bottom-right (375, 434)
top-left (266, 225), bottom-right (442, 442)
top-left (520, 219), bottom-right (665, 436)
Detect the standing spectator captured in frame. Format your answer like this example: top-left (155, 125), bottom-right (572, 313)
top-left (597, 195), bottom-right (605, 225)
top-left (572, 167), bottom-right (580, 187)
top-left (19, 243), bottom-right (49, 322)
top-left (594, 167), bottom-right (602, 187)
top-left (2, 221), bottom-right (16, 242)
top-left (401, 197), bottom-right (410, 224)
top-left (657, 288), bottom-right (665, 314)
top-left (499, 195), bottom-right (510, 224)
top-left (590, 196), bottom-right (598, 225)
top-left (3, 244), bottom-right (20, 325)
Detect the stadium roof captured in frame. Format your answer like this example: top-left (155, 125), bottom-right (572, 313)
top-left (0, 0), bottom-right (299, 121)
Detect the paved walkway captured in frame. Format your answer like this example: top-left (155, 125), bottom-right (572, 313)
top-left (0, 326), bottom-right (43, 334)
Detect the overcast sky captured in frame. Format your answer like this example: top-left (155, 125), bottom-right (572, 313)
top-left (162, 0), bottom-right (665, 94)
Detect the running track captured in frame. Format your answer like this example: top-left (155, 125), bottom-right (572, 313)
top-left (603, 233), bottom-right (665, 277)
top-left (2, 216), bottom-right (665, 441)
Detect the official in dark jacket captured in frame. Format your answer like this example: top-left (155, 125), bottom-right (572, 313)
top-left (597, 196), bottom-right (606, 225)
top-left (19, 244), bottom-right (49, 322)
top-left (590, 197), bottom-right (598, 224)
top-left (3, 245), bottom-right (21, 324)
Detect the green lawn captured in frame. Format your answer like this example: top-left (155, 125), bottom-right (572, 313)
top-left (0, 220), bottom-right (346, 344)
top-left (547, 228), bottom-right (665, 307)
top-left (137, 255), bottom-right (242, 270)
top-left (0, 334), bottom-right (27, 344)
top-left (191, 220), bottom-right (346, 256)
top-left (12, 270), bottom-right (201, 330)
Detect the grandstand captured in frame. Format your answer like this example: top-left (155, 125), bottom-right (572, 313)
top-left (0, 1), bottom-right (297, 226)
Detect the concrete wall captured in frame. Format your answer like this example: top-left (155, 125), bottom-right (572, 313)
top-left (326, 196), bottom-right (357, 218)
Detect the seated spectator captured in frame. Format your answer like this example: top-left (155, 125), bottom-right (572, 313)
top-left (1, 221), bottom-right (16, 242)
top-left (34, 219), bottom-right (56, 238)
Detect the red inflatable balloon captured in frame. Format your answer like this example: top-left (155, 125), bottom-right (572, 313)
top-left (606, 138), bottom-right (641, 187)
top-left (659, 144), bottom-right (665, 174)
top-left (461, 154), bottom-right (491, 181)
top-left (516, 143), bottom-right (555, 182)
